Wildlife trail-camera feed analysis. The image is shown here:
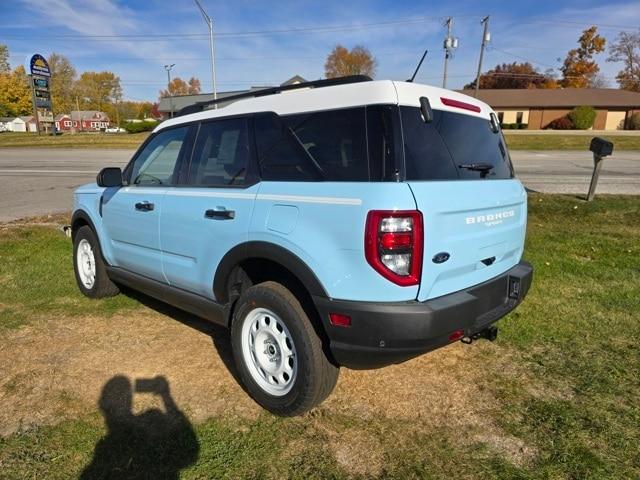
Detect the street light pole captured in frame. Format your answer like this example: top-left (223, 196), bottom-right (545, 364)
top-left (164, 63), bottom-right (175, 118)
top-left (194, 0), bottom-right (218, 107)
top-left (474, 16), bottom-right (491, 97)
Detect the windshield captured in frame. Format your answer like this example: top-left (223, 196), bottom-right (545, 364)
top-left (400, 106), bottom-right (514, 180)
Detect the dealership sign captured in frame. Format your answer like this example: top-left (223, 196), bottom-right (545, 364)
top-left (29, 54), bottom-right (51, 77)
top-left (29, 53), bottom-right (52, 109)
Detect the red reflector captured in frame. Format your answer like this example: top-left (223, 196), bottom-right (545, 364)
top-left (380, 232), bottom-right (412, 249)
top-left (448, 329), bottom-right (464, 342)
top-left (440, 97), bottom-right (481, 113)
top-left (329, 313), bottom-right (351, 327)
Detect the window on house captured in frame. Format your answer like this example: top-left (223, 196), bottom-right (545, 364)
top-left (516, 112), bottom-right (524, 124)
top-left (497, 112), bottom-right (504, 124)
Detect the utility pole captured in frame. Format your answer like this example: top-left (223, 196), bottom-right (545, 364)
top-left (164, 64), bottom-right (175, 118)
top-left (194, 0), bottom-right (218, 107)
top-left (442, 17), bottom-right (458, 89)
top-left (474, 16), bottom-right (491, 97)
top-left (75, 96), bottom-right (83, 132)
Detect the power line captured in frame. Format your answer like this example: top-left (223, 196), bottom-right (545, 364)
top-left (0, 17), bottom-right (440, 41)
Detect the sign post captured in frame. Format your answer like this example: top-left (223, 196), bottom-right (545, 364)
top-left (28, 54), bottom-right (54, 134)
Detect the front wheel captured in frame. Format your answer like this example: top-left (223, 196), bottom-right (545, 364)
top-left (231, 281), bottom-right (339, 416)
top-left (73, 225), bottom-right (119, 298)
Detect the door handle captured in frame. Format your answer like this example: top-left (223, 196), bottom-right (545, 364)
top-left (205, 208), bottom-right (235, 220)
top-left (135, 201), bottom-right (154, 212)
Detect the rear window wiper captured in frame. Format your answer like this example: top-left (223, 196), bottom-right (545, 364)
top-left (458, 163), bottom-right (494, 172)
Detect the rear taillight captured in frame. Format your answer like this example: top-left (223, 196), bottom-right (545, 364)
top-left (365, 210), bottom-right (423, 286)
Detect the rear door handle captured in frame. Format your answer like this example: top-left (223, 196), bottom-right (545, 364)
top-left (205, 208), bottom-right (235, 220)
top-left (135, 201), bottom-right (154, 212)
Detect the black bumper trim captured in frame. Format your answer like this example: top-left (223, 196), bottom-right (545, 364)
top-left (313, 261), bottom-right (533, 369)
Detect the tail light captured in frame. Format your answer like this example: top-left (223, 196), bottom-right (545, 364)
top-left (365, 210), bottom-right (423, 286)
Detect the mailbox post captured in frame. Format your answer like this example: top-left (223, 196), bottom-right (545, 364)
top-left (587, 137), bottom-right (614, 202)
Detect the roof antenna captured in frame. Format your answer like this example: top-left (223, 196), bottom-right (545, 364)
top-left (407, 49), bottom-right (428, 83)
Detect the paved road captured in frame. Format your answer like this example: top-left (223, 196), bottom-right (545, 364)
top-left (0, 148), bottom-right (638, 222)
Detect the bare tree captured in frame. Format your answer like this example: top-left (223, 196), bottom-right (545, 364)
top-left (607, 30), bottom-right (640, 91)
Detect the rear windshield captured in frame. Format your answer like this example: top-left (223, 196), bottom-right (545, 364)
top-left (400, 106), bottom-right (513, 180)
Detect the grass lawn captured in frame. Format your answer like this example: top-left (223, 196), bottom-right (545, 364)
top-left (503, 132), bottom-right (640, 150)
top-left (0, 132), bottom-right (148, 149)
top-left (0, 195), bottom-right (639, 479)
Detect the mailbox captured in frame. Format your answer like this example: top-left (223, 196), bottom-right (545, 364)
top-left (589, 137), bottom-right (614, 158)
top-left (587, 137), bottom-right (614, 201)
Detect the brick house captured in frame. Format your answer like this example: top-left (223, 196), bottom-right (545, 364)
top-left (464, 88), bottom-right (640, 130)
top-left (55, 111), bottom-right (110, 132)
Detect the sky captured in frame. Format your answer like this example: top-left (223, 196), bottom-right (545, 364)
top-left (2, 0), bottom-right (640, 103)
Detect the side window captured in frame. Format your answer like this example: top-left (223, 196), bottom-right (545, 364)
top-left (189, 118), bottom-right (250, 186)
top-left (129, 126), bottom-right (189, 186)
top-left (255, 108), bottom-right (369, 182)
top-left (254, 113), bottom-right (318, 182)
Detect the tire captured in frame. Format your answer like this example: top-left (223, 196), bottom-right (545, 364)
top-left (231, 281), bottom-right (339, 416)
top-left (73, 225), bottom-right (119, 299)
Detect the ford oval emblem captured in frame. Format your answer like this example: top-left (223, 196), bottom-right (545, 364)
top-left (432, 252), bottom-right (450, 264)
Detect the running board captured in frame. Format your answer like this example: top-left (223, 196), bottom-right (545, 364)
top-left (106, 266), bottom-right (227, 326)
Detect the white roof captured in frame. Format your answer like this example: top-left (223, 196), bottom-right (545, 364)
top-left (155, 80), bottom-right (493, 133)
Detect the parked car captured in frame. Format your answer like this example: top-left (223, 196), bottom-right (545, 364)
top-left (105, 127), bottom-right (126, 133)
top-left (71, 76), bottom-right (533, 416)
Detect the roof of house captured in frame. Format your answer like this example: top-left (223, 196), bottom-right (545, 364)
top-left (461, 88), bottom-right (640, 108)
top-left (0, 117), bottom-right (15, 122)
top-left (19, 116), bottom-right (34, 122)
top-left (69, 111), bottom-right (109, 120)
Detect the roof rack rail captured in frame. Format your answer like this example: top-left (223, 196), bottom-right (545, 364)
top-left (177, 75), bottom-right (372, 117)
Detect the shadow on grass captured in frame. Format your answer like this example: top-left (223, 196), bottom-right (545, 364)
top-left (117, 286), bottom-right (242, 386)
top-left (81, 375), bottom-right (199, 480)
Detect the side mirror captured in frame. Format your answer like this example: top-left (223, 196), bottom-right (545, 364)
top-left (589, 137), bottom-right (613, 158)
top-left (97, 167), bottom-right (123, 187)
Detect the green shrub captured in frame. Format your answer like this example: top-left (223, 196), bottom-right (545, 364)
top-left (123, 120), bottom-right (158, 134)
top-left (626, 112), bottom-right (640, 130)
top-left (568, 105), bottom-right (596, 130)
top-left (518, 123), bottom-right (528, 130)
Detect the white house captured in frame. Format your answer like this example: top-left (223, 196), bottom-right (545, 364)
top-left (1, 117), bottom-right (38, 132)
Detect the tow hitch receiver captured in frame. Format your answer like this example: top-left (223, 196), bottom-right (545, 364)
top-left (461, 326), bottom-right (499, 344)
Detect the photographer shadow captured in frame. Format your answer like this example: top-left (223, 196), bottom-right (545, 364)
top-left (80, 375), bottom-right (199, 480)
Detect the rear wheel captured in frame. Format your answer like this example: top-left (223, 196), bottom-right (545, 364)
top-left (73, 225), bottom-right (119, 298)
top-left (231, 281), bottom-right (339, 416)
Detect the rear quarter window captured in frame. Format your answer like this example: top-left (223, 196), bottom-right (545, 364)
top-left (401, 106), bottom-right (513, 180)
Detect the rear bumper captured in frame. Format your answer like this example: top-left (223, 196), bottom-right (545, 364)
top-left (313, 261), bottom-right (533, 369)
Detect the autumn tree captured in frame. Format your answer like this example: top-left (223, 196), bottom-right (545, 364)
top-left (0, 65), bottom-right (32, 117)
top-left (561, 26), bottom-right (606, 88)
top-left (325, 45), bottom-right (377, 79)
top-left (47, 53), bottom-right (77, 114)
top-left (159, 76), bottom-right (201, 97)
top-left (607, 30), bottom-right (640, 92)
top-left (0, 44), bottom-right (9, 73)
top-left (76, 71), bottom-right (122, 114)
top-left (465, 62), bottom-right (558, 89)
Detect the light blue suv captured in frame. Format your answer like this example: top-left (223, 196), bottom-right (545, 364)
top-left (72, 76), bottom-right (533, 415)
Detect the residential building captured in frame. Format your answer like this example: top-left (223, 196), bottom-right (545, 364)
top-left (1, 116), bottom-right (38, 132)
top-left (464, 88), bottom-right (640, 130)
top-left (55, 111), bottom-right (111, 132)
